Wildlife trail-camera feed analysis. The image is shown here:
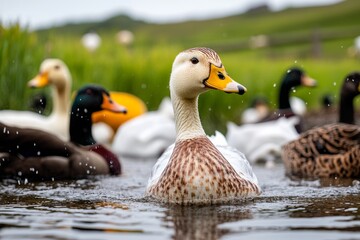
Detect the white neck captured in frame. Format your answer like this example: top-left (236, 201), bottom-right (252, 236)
top-left (50, 83), bottom-right (70, 118)
top-left (171, 91), bottom-right (206, 141)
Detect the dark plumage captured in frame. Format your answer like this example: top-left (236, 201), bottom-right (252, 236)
top-left (0, 85), bottom-right (126, 180)
top-left (70, 85), bottom-right (127, 175)
top-left (259, 67), bottom-right (316, 132)
top-left (282, 72), bottom-right (360, 179)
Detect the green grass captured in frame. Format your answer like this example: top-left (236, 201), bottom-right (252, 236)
top-left (1, 0), bottom-right (360, 134)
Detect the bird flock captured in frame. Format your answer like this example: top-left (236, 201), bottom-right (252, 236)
top-left (0, 47), bottom-right (359, 205)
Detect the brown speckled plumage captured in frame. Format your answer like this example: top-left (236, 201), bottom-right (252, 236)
top-left (185, 47), bottom-right (221, 65)
top-left (147, 137), bottom-right (260, 204)
top-left (282, 123), bottom-right (360, 179)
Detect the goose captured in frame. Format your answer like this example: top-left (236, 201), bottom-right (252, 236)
top-left (145, 47), bottom-right (261, 205)
top-left (0, 59), bottom-right (71, 140)
top-left (112, 97), bottom-right (176, 159)
top-left (0, 85), bottom-right (126, 180)
top-left (281, 72), bottom-right (360, 179)
top-left (259, 67), bottom-right (317, 132)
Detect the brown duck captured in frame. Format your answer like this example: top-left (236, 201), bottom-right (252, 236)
top-left (0, 85), bottom-right (126, 181)
top-left (281, 72), bottom-right (360, 179)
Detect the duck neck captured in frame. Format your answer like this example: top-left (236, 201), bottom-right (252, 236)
top-left (171, 93), bottom-right (205, 141)
top-left (69, 108), bottom-right (96, 146)
top-left (339, 92), bottom-right (355, 124)
top-left (51, 83), bottom-right (70, 118)
top-left (278, 82), bottom-right (292, 110)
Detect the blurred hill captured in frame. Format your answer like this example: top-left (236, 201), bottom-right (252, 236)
top-left (36, 0), bottom-right (360, 52)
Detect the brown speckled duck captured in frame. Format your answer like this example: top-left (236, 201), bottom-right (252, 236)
top-left (145, 47), bottom-right (261, 205)
top-left (281, 72), bottom-right (360, 179)
top-left (0, 85), bottom-right (126, 181)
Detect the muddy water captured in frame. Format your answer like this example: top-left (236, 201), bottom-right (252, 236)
top-left (0, 158), bottom-right (359, 240)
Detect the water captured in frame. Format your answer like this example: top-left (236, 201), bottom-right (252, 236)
top-left (0, 158), bottom-right (359, 240)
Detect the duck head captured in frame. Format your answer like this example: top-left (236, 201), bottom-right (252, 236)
top-left (170, 47), bottom-right (246, 99)
top-left (28, 59), bottom-right (72, 91)
top-left (341, 72), bottom-right (360, 99)
top-left (282, 67), bottom-right (317, 89)
top-left (72, 85), bottom-right (127, 115)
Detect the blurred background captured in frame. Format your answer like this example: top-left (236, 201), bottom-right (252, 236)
top-left (0, 0), bottom-right (359, 133)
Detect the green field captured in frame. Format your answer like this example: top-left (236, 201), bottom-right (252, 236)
top-left (1, 0), bottom-right (360, 133)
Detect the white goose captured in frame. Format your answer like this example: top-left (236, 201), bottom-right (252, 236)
top-left (0, 59), bottom-right (71, 140)
top-left (146, 47), bottom-right (261, 205)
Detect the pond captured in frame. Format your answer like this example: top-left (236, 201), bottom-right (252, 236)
top-left (0, 158), bottom-right (359, 240)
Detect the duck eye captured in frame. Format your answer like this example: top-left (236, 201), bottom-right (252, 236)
top-left (190, 57), bottom-right (199, 64)
top-left (218, 72), bottom-right (225, 80)
top-left (54, 65), bottom-right (60, 70)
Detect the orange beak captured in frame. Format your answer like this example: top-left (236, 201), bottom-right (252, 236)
top-left (101, 93), bottom-right (127, 114)
top-left (28, 72), bottom-right (49, 88)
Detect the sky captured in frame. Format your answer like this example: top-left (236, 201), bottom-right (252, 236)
top-left (0, 0), bottom-right (342, 30)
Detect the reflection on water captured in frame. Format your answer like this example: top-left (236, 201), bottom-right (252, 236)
top-left (0, 159), bottom-right (359, 240)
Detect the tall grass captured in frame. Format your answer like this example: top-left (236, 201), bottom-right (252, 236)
top-left (0, 24), bottom-right (44, 110)
top-left (1, 24), bottom-right (359, 134)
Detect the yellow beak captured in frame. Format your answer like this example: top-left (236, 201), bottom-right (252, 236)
top-left (203, 64), bottom-right (247, 95)
top-left (28, 72), bottom-right (49, 88)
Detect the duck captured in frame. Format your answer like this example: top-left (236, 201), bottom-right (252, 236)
top-left (226, 68), bottom-right (314, 166)
top-left (112, 97), bottom-right (176, 159)
top-left (281, 72), bottom-right (360, 179)
top-left (0, 85), bottom-right (126, 180)
top-left (259, 67), bottom-right (317, 132)
top-left (227, 116), bottom-right (300, 167)
top-left (0, 59), bottom-right (71, 140)
top-left (1, 58), bottom-right (146, 143)
top-left (145, 47), bottom-right (261, 205)
top-left (0, 122), bottom-right (110, 181)
top-left (241, 96), bottom-right (270, 124)
top-left (92, 91), bottom-right (148, 143)
top-left (69, 85), bottom-right (127, 175)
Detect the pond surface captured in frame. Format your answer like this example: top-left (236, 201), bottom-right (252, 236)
top-left (0, 158), bottom-right (359, 240)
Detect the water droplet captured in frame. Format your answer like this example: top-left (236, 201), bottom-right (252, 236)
top-left (24, 178), bottom-right (28, 184)
top-left (18, 171), bottom-right (22, 176)
top-left (86, 170), bottom-right (90, 174)
top-left (294, 60), bottom-right (298, 63)
top-left (16, 131), bottom-right (19, 135)
top-left (84, 108), bottom-right (88, 113)
top-left (3, 127), bottom-right (6, 133)
top-left (37, 151), bottom-right (41, 156)
top-left (33, 142), bottom-right (36, 147)
top-left (228, 106), bottom-right (231, 110)
top-left (333, 82), bottom-right (337, 86)
top-left (273, 83), bottom-right (277, 87)
top-left (30, 168), bottom-right (35, 172)
top-left (287, 69), bottom-right (291, 73)
top-left (208, 108), bottom-right (212, 111)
